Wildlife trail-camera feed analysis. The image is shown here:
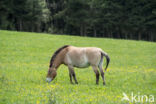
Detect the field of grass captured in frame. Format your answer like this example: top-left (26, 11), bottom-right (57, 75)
top-left (0, 30), bottom-right (156, 104)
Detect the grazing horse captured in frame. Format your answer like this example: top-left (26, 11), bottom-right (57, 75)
top-left (46, 45), bottom-right (110, 85)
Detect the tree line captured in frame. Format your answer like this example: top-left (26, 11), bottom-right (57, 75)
top-left (0, 0), bottom-right (156, 41)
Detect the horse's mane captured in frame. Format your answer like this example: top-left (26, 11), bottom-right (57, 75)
top-left (49, 45), bottom-right (70, 67)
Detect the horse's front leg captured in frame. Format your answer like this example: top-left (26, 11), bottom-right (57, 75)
top-left (68, 65), bottom-right (78, 84)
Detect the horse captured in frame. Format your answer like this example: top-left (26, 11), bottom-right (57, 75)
top-left (46, 45), bottom-right (110, 85)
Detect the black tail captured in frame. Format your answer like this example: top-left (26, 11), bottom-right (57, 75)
top-left (101, 52), bottom-right (110, 71)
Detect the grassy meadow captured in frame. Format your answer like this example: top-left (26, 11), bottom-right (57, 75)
top-left (0, 30), bottom-right (156, 104)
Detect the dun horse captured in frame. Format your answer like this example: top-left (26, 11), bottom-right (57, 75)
top-left (46, 45), bottom-right (110, 85)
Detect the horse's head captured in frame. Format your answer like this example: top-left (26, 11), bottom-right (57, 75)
top-left (46, 67), bottom-right (57, 83)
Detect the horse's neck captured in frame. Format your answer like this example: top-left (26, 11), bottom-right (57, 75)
top-left (53, 49), bottom-right (67, 69)
top-left (53, 59), bottom-right (62, 69)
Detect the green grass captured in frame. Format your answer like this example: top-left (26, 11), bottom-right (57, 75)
top-left (0, 30), bottom-right (156, 104)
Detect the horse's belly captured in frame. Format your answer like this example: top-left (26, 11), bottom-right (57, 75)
top-left (72, 55), bottom-right (90, 68)
top-left (74, 62), bottom-right (90, 68)
top-left (67, 53), bottom-right (90, 68)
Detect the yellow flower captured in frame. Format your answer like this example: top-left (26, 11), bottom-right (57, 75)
top-left (36, 100), bottom-right (40, 104)
top-left (107, 68), bottom-right (110, 71)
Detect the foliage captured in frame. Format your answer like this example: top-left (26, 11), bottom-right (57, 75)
top-left (0, 0), bottom-right (156, 41)
top-left (0, 0), bottom-right (51, 32)
top-left (46, 0), bottom-right (156, 41)
top-left (0, 30), bottom-right (155, 104)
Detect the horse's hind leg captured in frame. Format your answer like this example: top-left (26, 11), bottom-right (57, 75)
top-left (68, 65), bottom-right (78, 84)
top-left (98, 65), bottom-right (106, 85)
top-left (92, 65), bottom-right (99, 85)
top-left (69, 70), bottom-right (73, 84)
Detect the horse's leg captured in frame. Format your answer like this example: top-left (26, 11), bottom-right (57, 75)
top-left (92, 65), bottom-right (99, 85)
top-left (69, 71), bottom-right (73, 84)
top-left (73, 71), bottom-right (78, 84)
top-left (98, 66), bottom-right (106, 85)
top-left (68, 65), bottom-right (78, 84)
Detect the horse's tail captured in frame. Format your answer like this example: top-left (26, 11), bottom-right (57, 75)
top-left (100, 51), bottom-right (110, 71)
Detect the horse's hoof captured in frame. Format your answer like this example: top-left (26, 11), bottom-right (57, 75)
top-left (103, 82), bottom-right (106, 85)
top-left (96, 83), bottom-right (99, 85)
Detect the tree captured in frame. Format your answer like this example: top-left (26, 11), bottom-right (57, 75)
top-left (0, 0), bottom-right (155, 41)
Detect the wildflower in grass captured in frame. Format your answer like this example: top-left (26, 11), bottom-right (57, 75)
top-left (89, 98), bottom-right (93, 101)
top-left (107, 68), bottom-right (110, 71)
top-left (64, 98), bottom-right (66, 102)
top-left (116, 95), bottom-right (122, 99)
top-left (36, 100), bottom-right (40, 104)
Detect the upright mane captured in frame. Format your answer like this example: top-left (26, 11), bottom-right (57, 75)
top-left (49, 45), bottom-right (70, 67)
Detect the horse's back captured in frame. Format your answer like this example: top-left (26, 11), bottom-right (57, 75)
top-left (65, 46), bottom-right (102, 67)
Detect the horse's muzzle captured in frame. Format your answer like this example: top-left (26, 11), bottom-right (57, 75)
top-left (46, 77), bottom-right (52, 82)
